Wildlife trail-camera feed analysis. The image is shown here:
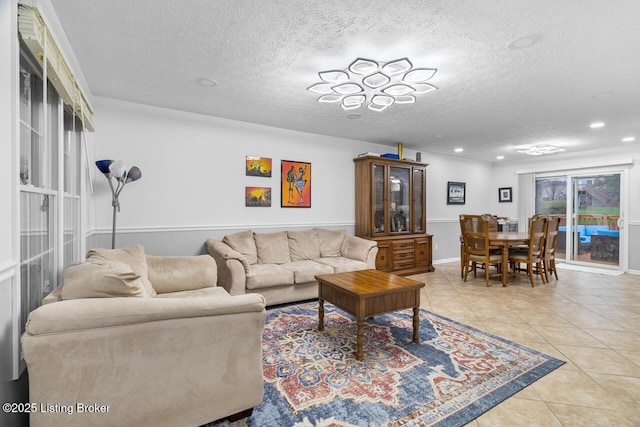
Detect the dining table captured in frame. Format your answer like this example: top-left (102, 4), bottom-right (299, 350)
top-left (488, 231), bottom-right (529, 286)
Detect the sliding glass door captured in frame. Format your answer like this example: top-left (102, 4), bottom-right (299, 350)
top-left (535, 172), bottom-right (622, 270)
top-left (569, 174), bottom-right (621, 267)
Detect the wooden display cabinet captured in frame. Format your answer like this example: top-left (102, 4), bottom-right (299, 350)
top-left (354, 155), bottom-right (434, 275)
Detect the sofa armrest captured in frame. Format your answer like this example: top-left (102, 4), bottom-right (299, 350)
top-left (341, 235), bottom-right (378, 266)
top-left (25, 293), bottom-right (266, 335)
top-left (206, 239), bottom-right (249, 296)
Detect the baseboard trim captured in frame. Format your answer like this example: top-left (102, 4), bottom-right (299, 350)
top-left (434, 257), bottom-right (460, 264)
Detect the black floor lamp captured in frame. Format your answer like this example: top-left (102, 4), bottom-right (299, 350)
top-left (96, 159), bottom-right (142, 249)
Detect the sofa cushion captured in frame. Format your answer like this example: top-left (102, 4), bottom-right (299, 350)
top-left (246, 264), bottom-right (294, 290)
top-left (86, 244), bottom-right (157, 297)
top-left (223, 230), bottom-right (258, 265)
top-left (60, 261), bottom-right (150, 300)
top-left (155, 286), bottom-right (229, 299)
top-left (314, 257), bottom-right (370, 273)
top-left (583, 225), bottom-right (610, 236)
top-left (282, 260), bottom-right (334, 284)
top-left (314, 228), bottom-right (346, 257)
top-left (288, 230), bottom-right (321, 261)
top-left (146, 255), bottom-right (218, 294)
top-left (254, 231), bottom-right (291, 264)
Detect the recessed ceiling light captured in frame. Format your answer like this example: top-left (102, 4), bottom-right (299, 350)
top-left (592, 91), bottom-right (613, 99)
top-left (496, 155), bottom-right (505, 160)
top-left (622, 136), bottom-right (636, 142)
top-left (454, 148), bottom-right (463, 153)
top-left (590, 122), bottom-right (605, 128)
top-left (347, 114), bottom-right (361, 119)
top-left (198, 78), bottom-right (218, 87)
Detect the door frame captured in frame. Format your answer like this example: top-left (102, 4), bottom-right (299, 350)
top-left (535, 166), bottom-right (628, 273)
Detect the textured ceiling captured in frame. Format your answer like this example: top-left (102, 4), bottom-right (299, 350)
top-left (49, 0), bottom-right (640, 162)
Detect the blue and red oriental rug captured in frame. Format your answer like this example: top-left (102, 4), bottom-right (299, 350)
top-left (212, 301), bottom-right (564, 426)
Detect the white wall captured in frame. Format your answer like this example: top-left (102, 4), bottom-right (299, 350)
top-left (91, 98), bottom-right (410, 253)
top-left (91, 98), bottom-right (500, 257)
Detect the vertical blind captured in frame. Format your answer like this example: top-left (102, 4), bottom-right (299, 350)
top-left (18, 3), bottom-right (94, 131)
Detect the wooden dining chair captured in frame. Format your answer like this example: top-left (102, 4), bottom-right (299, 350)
top-left (461, 215), bottom-right (502, 286)
top-left (542, 216), bottom-right (562, 281)
top-left (508, 216), bottom-right (548, 287)
top-left (481, 213), bottom-right (498, 232)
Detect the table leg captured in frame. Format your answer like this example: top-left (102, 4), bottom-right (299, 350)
top-left (356, 317), bottom-right (364, 361)
top-left (318, 297), bottom-right (324, 331)
top-left (412, 306), bottom-right (420, 342)
top-left (502, 243), bottom-right (509, 287)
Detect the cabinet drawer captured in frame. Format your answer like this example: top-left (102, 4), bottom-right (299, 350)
top-left (393, 250), bottom-right (414, 260)
top-left (393, 259), bottom-right (415, 270)
top-left (391, 239), bottom-right (415, 250)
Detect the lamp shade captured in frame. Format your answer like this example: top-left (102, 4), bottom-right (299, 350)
top-left (109, 160), bottom-right (128, 182)
top-left (126, 166), bottom-right (142, 183)
top-left (96, 159), bottom-right (114, 174)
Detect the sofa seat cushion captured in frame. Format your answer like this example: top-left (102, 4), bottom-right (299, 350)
top-left (155, 287), bottom-right (229, 299)
top-left (314, 257), bottom-right (369, 273)
top-left (246, 264), bottom-right (294, 290)
top-left (281, 260), bottom-right (334, 284)
top-left (254, 231), bottom-right (291, 264)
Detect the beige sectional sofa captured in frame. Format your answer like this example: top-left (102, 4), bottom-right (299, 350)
top-left (206, 228), bottom-right (378, 306)
top-left (22, 245), bottom-right (266, 427)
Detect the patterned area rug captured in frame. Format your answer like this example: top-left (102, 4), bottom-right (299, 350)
top-left (211, 301), bottom-right (564, 427)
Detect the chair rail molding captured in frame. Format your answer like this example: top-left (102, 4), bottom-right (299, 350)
top-left (92, 221), bottom-right (356, 235)
top-left (0, 260), bottom-right (17, 282)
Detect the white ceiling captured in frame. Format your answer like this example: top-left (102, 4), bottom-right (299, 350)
top-left (49, 0), bottom-right (640, 162)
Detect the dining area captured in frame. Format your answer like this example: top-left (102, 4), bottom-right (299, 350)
top-left (459, 214), bottom-right (561, 287)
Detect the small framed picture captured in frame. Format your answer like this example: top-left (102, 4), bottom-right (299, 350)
top-left (245, 156), bottom-right (272, 177)
top-left (499, 187), bottom-right (512, 203)
top-left (245, 187), bottom-right (271, 207)
top-left (447, 181), bottom-right (466, 205)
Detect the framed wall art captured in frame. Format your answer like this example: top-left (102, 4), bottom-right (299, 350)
top-left (281, 160), bottom-right (311, 207)
top-left (447, 181), bottom-right (466, 205)
top-left (245, 187), bottom-right (271, 207)
top-left (499, 187), bottom-right (512, 203)
top-left (245, 156), bottom-right (272, 177)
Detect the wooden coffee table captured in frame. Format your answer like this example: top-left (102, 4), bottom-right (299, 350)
top-left (315, 269), bottom-right (425, 361)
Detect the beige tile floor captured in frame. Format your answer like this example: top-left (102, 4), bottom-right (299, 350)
top-left (410, 261), bottom-right (640, 427)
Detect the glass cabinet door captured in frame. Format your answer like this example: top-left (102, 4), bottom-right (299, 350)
top-left (372, 164), bottom-right (386, 234)
top-left (413, 168), bottom-right (425, 232)
top-left (389, 166), bottom-right (410, 233)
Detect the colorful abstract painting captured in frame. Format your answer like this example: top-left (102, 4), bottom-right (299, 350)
top-left (281, 160), bottom-right (311, 208)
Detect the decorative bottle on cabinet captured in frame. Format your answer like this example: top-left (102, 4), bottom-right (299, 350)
top-left (354, 155), bottom-right (435, 275)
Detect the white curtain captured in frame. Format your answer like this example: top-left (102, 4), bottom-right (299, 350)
top-left (517, 173), bottom-right (533, 232)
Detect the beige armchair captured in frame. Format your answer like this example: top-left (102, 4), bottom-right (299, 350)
top-left (22, 247), bottom-right (266, 427)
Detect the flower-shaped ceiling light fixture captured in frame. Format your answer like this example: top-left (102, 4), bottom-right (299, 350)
top-left (516, 144), bottom-right (566, 156)
top-left (307, 58), bottom-right (437, 112)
